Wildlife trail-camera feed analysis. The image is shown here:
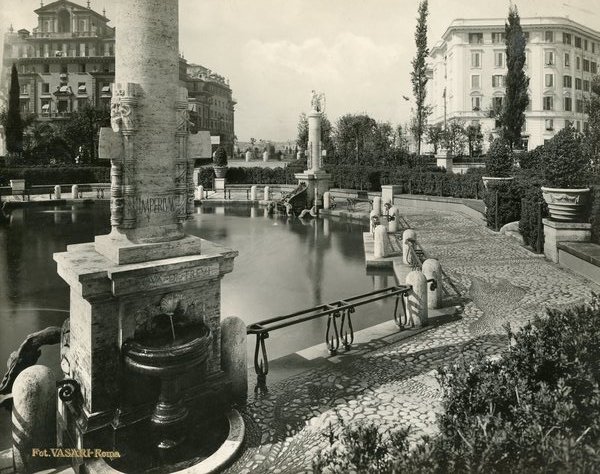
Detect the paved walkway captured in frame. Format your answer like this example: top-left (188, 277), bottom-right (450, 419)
top-left (225, 205), bottom-right (599, 474)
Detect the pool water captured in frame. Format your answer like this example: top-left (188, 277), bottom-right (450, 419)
top-left (0, 202), bottom-right (395, 448)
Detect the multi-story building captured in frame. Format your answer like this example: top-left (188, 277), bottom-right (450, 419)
top-left (2, 0), bottom-right (235, 154)
top-left (427, 17), bottom-right (600, 151)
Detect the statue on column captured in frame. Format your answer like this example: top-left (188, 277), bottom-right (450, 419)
top-left (311, 90), bottom-right (325, 113)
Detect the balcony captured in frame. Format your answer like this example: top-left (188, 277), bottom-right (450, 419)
top-left (31, 30), bottom-right (111, 40)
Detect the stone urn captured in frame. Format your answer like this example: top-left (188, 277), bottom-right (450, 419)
top-left (482, 176), bottom-right (513, 190)
top-left (213, 166), bottom-right (227, 178)
top-left (541, 187), bottom-right (590, 222)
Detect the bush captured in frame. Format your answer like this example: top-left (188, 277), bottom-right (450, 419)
top-left (519, 185), bottom-right (548, 252)
top-left (314, 295), bottom-right (600, 473)
top-left (543, 127), bottom-right (588, 188)
top-left (0, 165), bottom-right (110, 185)
top-left (518, 144), bottom-right (544, 171)
top-left (590, 185), bottom-right (600, 245)
top-left (485, 138), bottom-right (513, 177)
top-left (483, 179), bottom-right (521, 229)
top-left (213, 146), bottom-right (228, 167)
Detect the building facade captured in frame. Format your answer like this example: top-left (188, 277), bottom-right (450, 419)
top-left (2, 0), bottom-right (235, 154)
top-left (427, 17), bottom-right (600, 151)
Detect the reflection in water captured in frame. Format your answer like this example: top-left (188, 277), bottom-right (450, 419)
top-left (0, 202), bottom-right (394, 449)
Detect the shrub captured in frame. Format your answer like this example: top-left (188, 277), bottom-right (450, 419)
top-left (543, 127), bottom-right (588, 188)
top-left (485, 138), bottom-right (513, 177)
top-left (518, 185), bottom-right (548, 252)
top-left (314, 295), bottom-right (600, 473)
top-left (518, 144), bottom-right (544, 171)
top-left (0, 166), bottom-right (110, 185)
top-left (590, 185), bottom-right (600, 245)
top-left (483, 179), bottom-right (521, 230)
top-left (213, 146), bottom-right (228, 167)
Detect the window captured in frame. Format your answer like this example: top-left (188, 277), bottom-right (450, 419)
top-left (20, 84), bottom-right (28, 95)
top-left (592, 62), bottom-right (598, 74)
top-left (101, 83), bottom-right (111, 94)
top-left (493, 96), bottom-right (503, 110)
top-left (524, 31), bottom-right (530, 42)
top-left (61, 64), bottom-right (67, 74)
top-left (471, 51), bottom-right (481, 67)
top-left (79, 63), bottom-right (86, 73)
top-left (575, 77), bottom-right (582, 90)
top-left (593, 42), bottom-right (596, 53)
top-left (564, 97), bottom-right (572, 111)
top-left (471, 96), bottom-right (481, 111)
top-left (492, 32), bottom-right (505, 44)
top-left (545, 74), bottom-right (554, 87)
top-left (544, 51), bottom-right (554, 65)
top-left (564, 53), bottom-right (570, 67)
top-left (471, 75), bottom-right (480, 88)
top-left (543, 96), bottom-right (553, 110)
top-left (77, 98), bottom-right (88, 109)
top-left (565, 120), bottom-right (572, 129)
top-left (545, 119), bottom-right (554, 130)
top-left (492, 75), bottom-right (505, 87)
top-left (563, 32), bottom-right (572, 45)
top-left (584, 39), bottom-right (588, 51)
top-left (576, 121), bottom-right (581, 131)
top-left (584, 122), bottom-right (590, 133)
top-left (43, 63), bottom-right (50, 73)
top-left (584, 59), bottom-right (590, 72)
top-left (576, 56), bottom-right (581, 70)
top-left (78, 82), bottom-right (86, 93)
top-left (42, 83), bottom-right (50, 94)
top-left (576, 99), bottom-right (583, 113)
top-left (584, 80), bottom-right (590, 92)
top-left (494, 51), bottom-right (504, 67)
top-left (563, 75), bottom-right (572, 88)
top-left (41, 99), bottom-right (51, 115)
top-left (575, 36), bottom-right (582, 48)
top-left (545, 31), bottom-right (554, 42)
top-left (469, 33), bottom-right (483, 44)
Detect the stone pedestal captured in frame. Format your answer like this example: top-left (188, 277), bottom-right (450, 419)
top-left (543, 219), bottom-right (591, 263)
top-left (295, 170), bottom-right (330, 208)
top-left (54, 240), bottom-right (237, 452)
top-left (436, 153), bottom-right (453, 173)
top-left (214, 177), bottom-right (226, 192)
top-left (381, 185), bottom-right (401, 206)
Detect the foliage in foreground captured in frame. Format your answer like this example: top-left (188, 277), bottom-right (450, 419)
top-left (314, 295), bottom-right (600, 473)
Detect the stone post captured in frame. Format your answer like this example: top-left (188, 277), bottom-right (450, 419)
top-left (422, 258), bottom-right (442, 309)
top-left (12, 366), bottom-right (57, 473)
top-left (402, 229), bottom-right (417, 265)
top-left (369, 209), bottom-right (379, 233)
top-left (297, 149), bottom-right (303, 160)
top-left (250, 185), bottom-right (257, 201)
top-left (543, 219), bottom-right (592, 263)
top-left (220, 316), bottom-right (247, 401)
top-left (54, 185), bottom-right (61, 200)
top-left (263, 186), bottom-right (270, 201)
top-left (323, 191), bottom-right (331, 210)
top-left (71, 184), bottom-right (79, 199)
top-left (373, 196), bottom-right (382, 216)
top-left (388, 206), bottom-right (399, 233)
top-left (245, 150), bottom-right (252, 162)
top-left (405, 270), bottom-right (428, 327)
top-left (374, 225), bottom-right (393, 258)
top-left (262, 150), bottom-right (269, 162)
top-left (381, 185), bottom-right (401, 206)
top-left (195, 185), bottom-right (204, 200)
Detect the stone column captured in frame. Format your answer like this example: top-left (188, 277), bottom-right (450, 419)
top-left (245, 150), bottom-right (251, 162)
top-left (196, 185), bottom-right (204, 200)
top-left (220, 317), bottom-right (247, 401)
top-left (54, 185), bottom-right (61, 200)
top-left (250, 185), bottom-right (257, 201)
top-left (262, 150), bottom-right (269, 162)
top-left (374, 225), bottom-right (393, 258)
top-left (422, 258), bottom-right (442, 309)
top-left (263, 186), bottom-right (270, 201)
top-left (405, 270), bottom-right (428, 327)
top-left (71, 184), bottom-right (79, 199)
top-left (388, 206), bottom-right (399, 233)
top-left (308, 111), bottom-right (322, 172)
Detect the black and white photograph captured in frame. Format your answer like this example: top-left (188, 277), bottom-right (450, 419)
top-left (0, 0), bottom-right (599, 472)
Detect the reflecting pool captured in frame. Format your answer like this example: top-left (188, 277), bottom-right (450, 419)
top-left (0, 202), bottom-right (395, 447)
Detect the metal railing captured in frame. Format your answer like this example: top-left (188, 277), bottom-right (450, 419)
top-left (247, 285), bottom-right (412, 392)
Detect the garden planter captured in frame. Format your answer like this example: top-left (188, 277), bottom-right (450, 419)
top-left (482, 176), bottom-right (513, 190)
top-left (541, 187), bottom-right (590, 222)
top-left (213, 166), bottom-right (228, 178)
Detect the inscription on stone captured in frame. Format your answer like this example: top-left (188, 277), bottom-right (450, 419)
top-left (140, 265), bottom-right (218, 290)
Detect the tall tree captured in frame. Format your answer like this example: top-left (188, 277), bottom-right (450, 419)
top-left (501, 5), bottom-right (529, 149)
top-left (59, 104), bottom-right (110, 162)
top-left (465, 123), bottom-right (484, 157)
top-left (410, 0), bottom-right (430, 156)
top-left (6, 64), bottom-right (23, 154)
top-left (426, 124), bottom-right (444, 154)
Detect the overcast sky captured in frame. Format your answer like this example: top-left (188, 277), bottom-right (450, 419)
top-left (1, 0), bottom-right (600, 141)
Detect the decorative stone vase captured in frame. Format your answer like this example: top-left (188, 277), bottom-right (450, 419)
top-left (482, 176), bottom-right (513, 190)
top-left (541, 187), bottom-right (590, 222)
top-left (213, 166), bottom-right (228, 178)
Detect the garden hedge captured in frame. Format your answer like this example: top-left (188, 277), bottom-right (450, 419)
top-left (0, 166), bottom-right (110, 186)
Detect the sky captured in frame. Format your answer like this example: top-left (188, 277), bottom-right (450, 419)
top-left (1, 0), bottom-right (600, 141)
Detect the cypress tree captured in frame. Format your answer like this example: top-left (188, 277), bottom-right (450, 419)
top-left (6, 64), bottom-right (23, 154)
top-left (501, 5), bottom-right (529, 149)
top-left (410, 0), bottom-right (430, 156)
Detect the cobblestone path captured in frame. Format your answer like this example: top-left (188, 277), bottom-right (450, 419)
top-left (225, 207), bottom-right (599, 474)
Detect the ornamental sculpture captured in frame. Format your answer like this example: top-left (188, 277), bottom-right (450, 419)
top-left (311, 90), bottom-right (325, 113)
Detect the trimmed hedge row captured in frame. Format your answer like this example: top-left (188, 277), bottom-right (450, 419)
top-left (0, 166), bottom-right (110, 186)
top-left (591, 185), bottom-right (600, 245)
